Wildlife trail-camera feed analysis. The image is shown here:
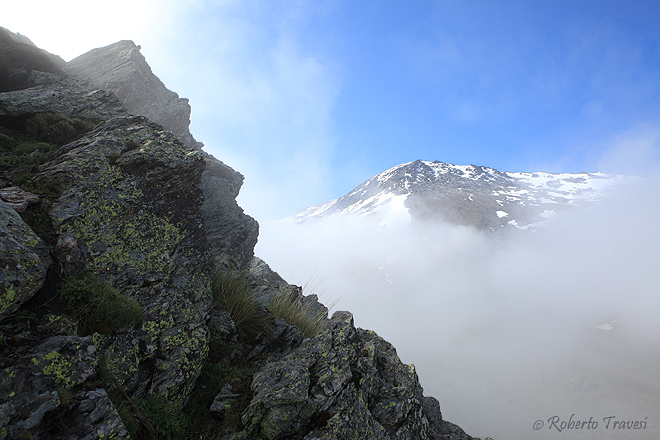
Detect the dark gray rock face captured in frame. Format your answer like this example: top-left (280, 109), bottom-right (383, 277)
top-left (0, 198), bottom-right (52, 320)
top-left (1, 69), bottom-right (214, 436)
top-left (0, 335), bottom-right (129, 439)
top-left (231, 311), bottom-right (481, 440)
top-left (0, 73), bottom-right (127, 120)
top-left (201, 153), bottom-right (259, 270)
top-left (57, 39), bottom-right (260, 270)
top-left (0, 27), bottom-right (65, 92)
top-left (248, 256), bottom-right (287, 287)
top-left (64, 40), bottom-right (201, 149)
top-left (0, 27), bottom-right (65, 70)
top-left (39, 114), bottom-right (213, 399)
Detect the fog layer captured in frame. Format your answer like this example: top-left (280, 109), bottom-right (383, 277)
top-left (256, 178), bottom-right (660, 440)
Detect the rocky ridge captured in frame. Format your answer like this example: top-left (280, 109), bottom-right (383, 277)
top-left (60, 38), bottom-right (258, 270)
top-left (64, 40), bottom-right (201, 150)
top-left (0, 28), bottom-right (488, 440)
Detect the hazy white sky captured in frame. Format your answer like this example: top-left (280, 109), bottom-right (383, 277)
top-left (4, 0), bottom-right (660, 220)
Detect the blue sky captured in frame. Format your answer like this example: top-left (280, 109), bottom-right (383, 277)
top-left (4, 0), bottom-right (660, 220)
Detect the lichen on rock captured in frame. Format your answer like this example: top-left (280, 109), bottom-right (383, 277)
top-left (0, 335), bottom-right (126, 440)
top-left (33, 114), bottom-right (214, 401)
top-left (0, 198), bottom-right (51, 320)
top-left (232, 311), bottom-right (438, 440)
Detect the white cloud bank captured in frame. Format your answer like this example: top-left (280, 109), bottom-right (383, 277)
top-left (256, 177), bottom-right (660, 440)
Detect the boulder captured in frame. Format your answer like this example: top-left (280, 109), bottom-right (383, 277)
top-left (232, 311), bottom-right (458, 440)
top-left (210, 384), bottom-right (242, 416)
top-left (0, 335), bottom-right (130, 440)
top-left (208, 309), bottom-right (236, 342)
top-left (0, 74), bottom-right (127, 120)
top-left (53, 233), bottom-right (89, 276)
top-left (248, 256), bottom-right (287, 287)
top-left (36, 114), bottom-right (213, 401)
top-left (0, 186), bottom-right (40, 212)
top-left (0, 198), bottom-right (51, 320)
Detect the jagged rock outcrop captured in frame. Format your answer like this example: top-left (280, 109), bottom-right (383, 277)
top-left (0, 335), bottom-right (129, 439)
top-left (0, 27), bottom-right (65, 70)
top-left (201, 154), bottom-right (259, 269)
top-left (0, 73), bottom-right (126, 120)
top-left (226, 311), bottom-right (483, 440)
top-left (64, 40), bottom-right (201, 149)
top-left (39, 114), bottom-right (212, 399)
top-left (0, 33), bottom-right (488, 440)
top-left (236, 312), bottom-right (422, 439)
top-left (1, 71), bottom-right (214, 438)
top-left (62, 39), bottom-right (260, 270)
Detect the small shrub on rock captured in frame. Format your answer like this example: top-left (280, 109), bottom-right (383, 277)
top-left (25, 112), bottom-right (96, 146)
top-left (134, 395), bottom-right (188, 440)
top-left (58, 272), bottom-right (142, 334)
top-left (0, 133), bottom-right (15, 151)
top-left (14, 141), bottom-right (56, 155)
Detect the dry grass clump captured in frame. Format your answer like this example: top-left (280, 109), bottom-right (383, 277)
top-left (211, 269), bottom-right (273, 339)
top-left (268, 286), bottom-right (328, 338)
top-left (213, 269), bottom-right (330, 339)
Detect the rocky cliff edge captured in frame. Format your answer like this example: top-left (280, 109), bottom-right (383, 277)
top-left (0, 28), bottom-right (490, 440)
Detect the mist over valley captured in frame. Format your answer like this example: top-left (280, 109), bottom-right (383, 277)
top-left (258, 162), bottom-right (660, 440)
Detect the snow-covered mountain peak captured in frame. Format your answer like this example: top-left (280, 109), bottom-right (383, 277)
top-left (289, 159), bottom-right (629, 232)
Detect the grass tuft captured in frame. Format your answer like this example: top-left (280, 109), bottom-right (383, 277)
top-left (25, 112), bottom-right (96, 146)
top-left (211, 269), bottom-right (273, 339)
top-left (268, 286), bottom-right (328, 338)
top-left (115, 401), bottom-right (140, 437)
top-left (135, 394), bottom-right (189, 440)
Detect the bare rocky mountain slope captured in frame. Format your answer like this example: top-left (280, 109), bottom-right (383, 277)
top-left (0, 28), bottom-right (490, 439)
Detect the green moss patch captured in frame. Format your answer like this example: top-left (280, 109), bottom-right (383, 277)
top-left (0, 112), bottom-right (96, 188)
top-left (24, 112), bottom-right (96, 147)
